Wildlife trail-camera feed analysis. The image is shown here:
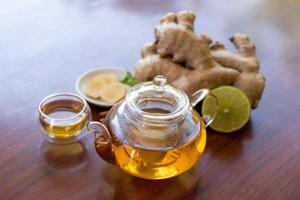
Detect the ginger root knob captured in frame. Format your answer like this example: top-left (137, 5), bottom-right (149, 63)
top-left (135, 11), bottom-right (265, 108)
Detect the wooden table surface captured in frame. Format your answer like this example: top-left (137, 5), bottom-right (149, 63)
top-left (1, 0), bottom-right (300, 199)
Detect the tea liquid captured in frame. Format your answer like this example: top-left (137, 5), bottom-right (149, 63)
top-left (109, 100), bottom-right (206, 179)
top-left (39, 99), bottom-right (88, 138)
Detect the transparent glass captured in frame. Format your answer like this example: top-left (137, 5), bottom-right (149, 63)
top-left (87, 75), bottom-right (218, 179)
top-left (37, 93), bottom-right (91, 144)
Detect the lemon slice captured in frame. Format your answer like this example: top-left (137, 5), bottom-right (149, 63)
top-left (94, 74), bottom-right (119, 84)
top-left (99, 82), bottom-right (128, 103)
top-left (84, 74), bottom-right (119, 99)
top-left (84, 78), bottom-right (108, 98)
top-left (202, 86), bottom-right (251, 133)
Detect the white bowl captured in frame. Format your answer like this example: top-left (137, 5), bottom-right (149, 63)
top-left (76, 67), bottom-right (127, 107)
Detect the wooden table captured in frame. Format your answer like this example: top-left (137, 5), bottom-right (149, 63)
top-left (1, 1), bottom-right (299, 199)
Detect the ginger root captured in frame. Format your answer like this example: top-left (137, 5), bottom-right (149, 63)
top-left (135, 11), bottom-right (265, 108)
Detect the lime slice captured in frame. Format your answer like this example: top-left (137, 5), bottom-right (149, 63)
top-left (202, 86), bottom-right (251, 133)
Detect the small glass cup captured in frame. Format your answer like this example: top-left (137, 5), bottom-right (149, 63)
top-left (37, 93), bottom-right (91, 144)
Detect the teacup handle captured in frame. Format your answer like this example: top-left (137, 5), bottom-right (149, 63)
top-left (189, 89), bottom-right (219, 127)
top-left (87, 121), bottom-right (116, 164)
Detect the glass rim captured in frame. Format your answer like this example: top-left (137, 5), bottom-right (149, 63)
top-left (38, 92), bottom-right (88, 121)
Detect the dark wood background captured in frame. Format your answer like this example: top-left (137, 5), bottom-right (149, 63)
top-left (1, 0), bottom-right (299, 199)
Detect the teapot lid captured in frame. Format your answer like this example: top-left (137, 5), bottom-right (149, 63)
top-left (125, 75), bottom-right (189, 121)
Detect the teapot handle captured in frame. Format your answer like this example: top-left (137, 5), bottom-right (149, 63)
top-left (87, 121), bottom-right (116, 164)
top-left (189, 89), bottom-right (219, 127)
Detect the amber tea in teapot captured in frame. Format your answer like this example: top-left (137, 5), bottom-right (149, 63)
top-left (88, 75), bottom-right (218, 179)
top-left (109, 100), bottom-right (206, 178)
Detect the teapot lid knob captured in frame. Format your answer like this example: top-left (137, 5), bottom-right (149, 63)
top-left (153, 75), bottom-right (167, 89)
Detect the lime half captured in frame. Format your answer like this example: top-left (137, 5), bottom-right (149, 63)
top-left (202, 86), bottom-right (251, 133)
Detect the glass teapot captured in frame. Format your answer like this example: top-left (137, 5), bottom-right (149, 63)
top-left (87, 75), bottom-right (218, 179)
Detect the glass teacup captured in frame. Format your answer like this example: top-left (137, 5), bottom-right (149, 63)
top-left (37, 93), bottom-right (91, 144)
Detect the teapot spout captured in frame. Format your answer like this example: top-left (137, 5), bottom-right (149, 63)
top-left (87, 121), bottom-right (116, 164)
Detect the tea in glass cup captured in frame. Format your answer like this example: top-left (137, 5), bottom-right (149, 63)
top-left (37, 93), bottom-right (90, 143)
